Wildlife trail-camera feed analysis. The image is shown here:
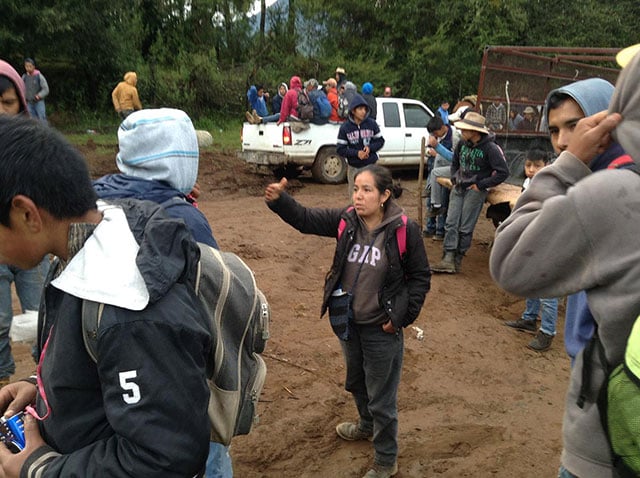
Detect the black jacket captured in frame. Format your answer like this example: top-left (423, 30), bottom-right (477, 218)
top-left (268, 192), bottom-right (430, 329)
top-left (25, 199), bottom-right (211, 477)
top-left (451, 133), bottom-right (509, 191)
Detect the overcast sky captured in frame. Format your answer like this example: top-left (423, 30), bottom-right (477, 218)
top-left (249, 0), bottom-right (279, 16)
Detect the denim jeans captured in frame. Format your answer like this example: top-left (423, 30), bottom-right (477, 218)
top-left (261, 113), bottom-right (281, 123)
top-left (443, 186), bottom-right (488, 254)
top-left (424, 197), bottom-right (446, 236)
top-left (27, 101), bottom-right (47, 125)
top-left (429, 165), bottom-right (451, 207)
top-left (205, 442), bottom-right (233, 478)
top-left (0, 257), bottom-right (50, 378)
top-left (340, 324), bottom-right (403, 467)
top-left (522, 298), bottom-right (559, 336)
top-left (558, 465), bottom-right (579, 478)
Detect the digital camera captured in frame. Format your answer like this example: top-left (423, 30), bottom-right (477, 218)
top-left (0, 412), bottom-right (25, 453)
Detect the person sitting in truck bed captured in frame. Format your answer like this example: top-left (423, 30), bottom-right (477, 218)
top-left (277, 75), bottom-right (304, 125)
top-left (324, 78), bottom-right (343, 124)
top-left (272, 82), bottom-right (288, 115)
top-left (245, 84), bottom-right (280, 124)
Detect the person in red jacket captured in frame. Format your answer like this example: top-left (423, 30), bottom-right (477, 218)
top-left (324, 78), bottom-right (344, 123)
top-left (277, 75), bottom-right (303, 124)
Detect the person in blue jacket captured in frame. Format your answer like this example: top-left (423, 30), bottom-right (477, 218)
top-left (0, 114), bottom-right (211, 477)
top-left (337, 94), bottom-right (385, 196)
top-left (245, 84), bottom-right (279, 124)
top-left (93, 108), bottom-right (232, 477)
top-left (93, 108), bottom-right (218, 249)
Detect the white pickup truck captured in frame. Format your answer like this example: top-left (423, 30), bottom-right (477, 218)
top-left (239, 97), bottom-right (434, 183)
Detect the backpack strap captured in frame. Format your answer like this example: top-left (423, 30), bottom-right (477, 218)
top-left (82, 299), bottom-right (105, 363)
top-left (577, 333), bottom-right (598, 408)
top-left (337, 207), bottom-right (355, 240)
top-left (397, 215), bottom-right (408, 258)
top-left (337, 207), bottom-right (407, 258)
top-left (607, 154), bottom-right (635, 170)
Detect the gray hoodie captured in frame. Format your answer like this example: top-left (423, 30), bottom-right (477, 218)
top-left (490, 55), bottom-right (640, 477)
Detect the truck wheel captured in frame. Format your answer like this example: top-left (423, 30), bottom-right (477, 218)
top-left (311, 147), bottom-right (347, 184)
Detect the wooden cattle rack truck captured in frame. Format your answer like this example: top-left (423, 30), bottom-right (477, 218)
top-left (476, 45), bottom-right (622, 185)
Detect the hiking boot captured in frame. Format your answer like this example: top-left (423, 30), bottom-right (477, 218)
top-left (245, 111), bottom-right (255, 124)
top-left (433, 234), bottom-right (444, 241)
top-left (453, 253), bottom-right (464, 273)
top-left (528, 330), bottom-right (554, 351)
top-left (431, 251), bottom-right (456, 273)
top-left (363, 462), bottom-right (398, 478)
top-left (336, 422), bottom-right (373, 441)
top-left (504, 318), bottom-right (537, 333)
top-left (251, 109), bottom-right (260, 123)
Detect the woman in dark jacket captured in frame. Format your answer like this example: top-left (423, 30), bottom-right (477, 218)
top-left (265, 164), bottom-right (430, 478)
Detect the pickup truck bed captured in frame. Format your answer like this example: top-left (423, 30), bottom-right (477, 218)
top-left (239, 97), bottom-right (434, 183)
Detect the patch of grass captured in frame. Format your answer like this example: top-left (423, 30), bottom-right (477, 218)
top-left (193, 117), bottom-right (243, 154)
top-left (65, 132), bottom-right (118, 155)
top-left (56, 112), bottom-right (242, 155)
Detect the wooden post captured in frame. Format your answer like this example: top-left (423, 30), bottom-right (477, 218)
top-left (418, 136), bottom-right (426, 232)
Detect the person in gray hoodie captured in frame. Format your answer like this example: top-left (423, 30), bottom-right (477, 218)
top-left (489, 49), bottom-right (639, 478)
top-left (506, 78), bottom-right (628, 365)
top-left (21, 58), bottom-right (49, 124)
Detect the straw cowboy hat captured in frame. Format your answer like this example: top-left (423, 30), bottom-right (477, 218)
top-left (617, 44), bottom-right (640, 68)
top-left (523, 106), bottom-right (536, 115)
top-left (448, 105), bottom-right (470, 123)
top-left (453, 111), bottom-right (489, 134)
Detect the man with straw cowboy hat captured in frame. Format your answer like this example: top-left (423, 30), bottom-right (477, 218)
top-left (432, 111), bottom-right (509, 273)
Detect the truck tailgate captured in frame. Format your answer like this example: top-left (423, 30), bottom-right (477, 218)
top-left (242, 123), bottom-right (284, 153)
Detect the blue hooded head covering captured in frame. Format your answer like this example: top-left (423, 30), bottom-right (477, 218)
top-left (545, 78), bottom-right (614, 122)
top-left (545, 77), bottom-right (622, 171)
top-left (546, 78), bottom-right (624, 362)
top-left (362, 82), bottom-right (373, 95)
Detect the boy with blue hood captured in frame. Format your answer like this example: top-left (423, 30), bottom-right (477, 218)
top-left (504, 78), bottom-right (627, 363)
top-left (490, 48), bottom-right (639, 478)
top-left (336, 94), bottom-right (385, 195)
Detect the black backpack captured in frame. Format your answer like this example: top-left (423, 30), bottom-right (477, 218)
top-left (338, 93), bottom-right (349, 119)
top-left (81, 243), bottom-right (270, 446)
top-left (296, 90), bottom-right (314, 120)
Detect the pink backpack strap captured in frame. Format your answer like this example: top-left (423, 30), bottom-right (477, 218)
top-left (396, 215), bottom-right (408, 258)
top-left (339, 209), bottom-right (407, 257)
top-left (337, 206), bottom-right (355, 240)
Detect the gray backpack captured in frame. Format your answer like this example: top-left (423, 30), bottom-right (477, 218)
top-left (82, 243), bottom-right (270, 445)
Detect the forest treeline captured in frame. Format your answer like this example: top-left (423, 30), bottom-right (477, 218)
top-left (3, 0), bottom-right (639, 121)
